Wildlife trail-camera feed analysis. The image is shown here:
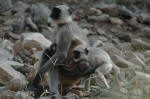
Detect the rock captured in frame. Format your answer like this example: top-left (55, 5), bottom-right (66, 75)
top-left (3, 17), bottom-right (26, 34)
top-left (27, 62), bottom-right (48, 85)
top-left (0, 0), bottom-right (12, 10)
top-left (118, 43), bottom-right (134, 51)
top-left (135, 71), bottom-right (150, 83)
top-left (6, 32), bottom-right (21, 40)
top-left (15, 91), bottom-right (32, 99)
top-left (29, 3), bottom-right (51, 25)
top-left (112, 54), bottom-right (142, 70)
top-left (0, 90), bottom-right (15, 99)
top-left (22, 32), bottom-right (52, 50)
top-left (0, 62), bottom-right (26, 84)
top-left (0, 26), bottom-right (13, 33)
top-left (0, 90), bottom-right (32, 99)
top-left (138, 13), bottom-right (150, 24)
top-left (12, 1), bottom-right (29, 13)
top-left (101, 42), bottom-right (120, 55)
top-left (129, 96), bottom-right (142, 99)
top-left (26, 17), bottom-right (39, 31)
top-left (2, 39), bottom-right (14, 52)
top-left (129, 88), bottom-right (143, 96)
top-left (132, 39), bottom-right (150, 50)
top-left (3, 60), bottom-right (24, 70)
top-left (118, 33), bottom-right (132, 42)
top-left (0, 45), bottom-right (13, 61)
top-left (89, 8), bottom-right (102, 16)
top-left (13, 40), bottom-right (23, 55)
top-left (140, 27), bottom-right (150, 39)
top-left (7, 79), bottom-right (28, 91)
top-left (96, 28), bottom-right (106, 35)
top-left (96, 3), bottom-right (118, 17)
top-left (126, 17), bottom-right (143, 29)
top-left (118, 6), bottom-right (133, 19)
top-left (93, 40), bottom-right (103, 47)
top-left (12, 17), bottom-right (26, 34)
top-left (129, 54), bottom-right (146, 66)
top-left (109, 17), bottom-right (124, 25)
top-left (31, 51), bottom-right (42, 63)
top-left (74, 8), bottom-right (85, 18)
top-left (0, 86), bottom-right (7, 92)
top-left (88, 14), bottom-right (110, 23)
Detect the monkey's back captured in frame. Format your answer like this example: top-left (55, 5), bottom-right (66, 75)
top-left (87, 47), bottom-right (112, 66)
top-left (54, 22), bottom-right (89, 61)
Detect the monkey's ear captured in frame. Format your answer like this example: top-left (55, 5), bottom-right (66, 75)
top-left (85, 48), bottom-right (89, 55)
top-left (68, 7), bottom-right (72, 15)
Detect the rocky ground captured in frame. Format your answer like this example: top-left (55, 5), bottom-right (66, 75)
top-left (0, 0), bottom-right (150, 99)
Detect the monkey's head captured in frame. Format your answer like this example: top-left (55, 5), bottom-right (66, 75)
top-left (73, 45), bottom-right (89, 62)
top-left (50, 5), bottom-right (72, 24)
top-left (73, 45), bottom-right (90, 71)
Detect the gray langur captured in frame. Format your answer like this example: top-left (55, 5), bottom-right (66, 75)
top-left (30, 4), bottom-right (89, 97)
top-left (72, 45), bottom-right (120, 89)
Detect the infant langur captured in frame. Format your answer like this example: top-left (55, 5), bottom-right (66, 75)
top-left (73, 45), bottom-right (120, 89)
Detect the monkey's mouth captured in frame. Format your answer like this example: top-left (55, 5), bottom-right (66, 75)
top-left (76, 60), bottom-right (90, 71)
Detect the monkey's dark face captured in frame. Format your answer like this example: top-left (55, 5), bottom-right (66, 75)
top-left (50, 5), bottom-right (72, 24)
top-left (73, 45), bottom-right (89, 62)
top-left (50, 7), bottom-right (61, 19)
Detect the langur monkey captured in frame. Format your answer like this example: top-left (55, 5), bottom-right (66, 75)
top-left (29, 5), bottom-right (89, 97)
top-left (72, 45), bottom-right (120, 89)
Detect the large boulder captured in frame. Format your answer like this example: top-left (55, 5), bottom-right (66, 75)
top-left (22, 32), bottom-right (52, 50)
top-left (0, 62), bottom-right (26, 84)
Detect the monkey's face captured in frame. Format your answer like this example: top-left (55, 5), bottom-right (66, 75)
top-left (50, 5), bottom-right (72, 24)
top-left (73, 45), bottom-right (89, 62)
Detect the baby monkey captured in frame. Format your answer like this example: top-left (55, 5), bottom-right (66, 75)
top-left (72, 45), bottom-right (120, 89)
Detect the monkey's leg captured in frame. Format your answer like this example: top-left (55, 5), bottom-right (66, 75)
top-left (31, 48), bottom-right (54, 86)
top-left (84, 77), bottom-right (91, 91)
top-left (48, 68), bottom-right (59, 95)
top-left (95, 64), bottom-right (112, 89)
top-left (112, 64), bottom-right (121, 86)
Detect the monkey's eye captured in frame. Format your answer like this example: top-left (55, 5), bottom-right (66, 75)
top-left (85, 48), bottom-right (89, 55)
top-left (73, 51), bottom-right (80, 59)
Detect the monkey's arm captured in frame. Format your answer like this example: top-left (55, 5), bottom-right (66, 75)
top-left (62, 62), bottom-right (105, 77)
top-left (39, 31), bottom-right (72, 73)
top-left (31, 30), bottom-right (73, 87)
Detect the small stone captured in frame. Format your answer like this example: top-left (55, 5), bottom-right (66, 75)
top-left (2, 39), bottom-right (14, 52)
top-left (13, 40), bottom-right (23, 55)
top-left (110, 17), bottom-right (124, 25)
top-left (132, 39), bottom-right (150, 50)
top-left (3, 60), bottom-right (24, 70)
top-left (88, 14), bottom-right (110, 23)
top-left (97, 28), bottom-right (106, 35)
top-left (118, 33), bottom-right (132, 42)
top-left (118, 6), bottom-right (133, 19)
top-left (89, 8), bottom-right (102, 16)
top-left (138, 13), bottom-right (150, 24)
top-left (93, 40), bottom-right (103, 47)
top-left (12, 1), bottom-right (29, 13)
top-left (96, 3), bottom-right (118, 17)
top-left (7, 79), bottom-right (28, 91)
top-left (0, 0), bottom-right (12, 10)
top-left (112, 54), bottom-right (142, 70)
